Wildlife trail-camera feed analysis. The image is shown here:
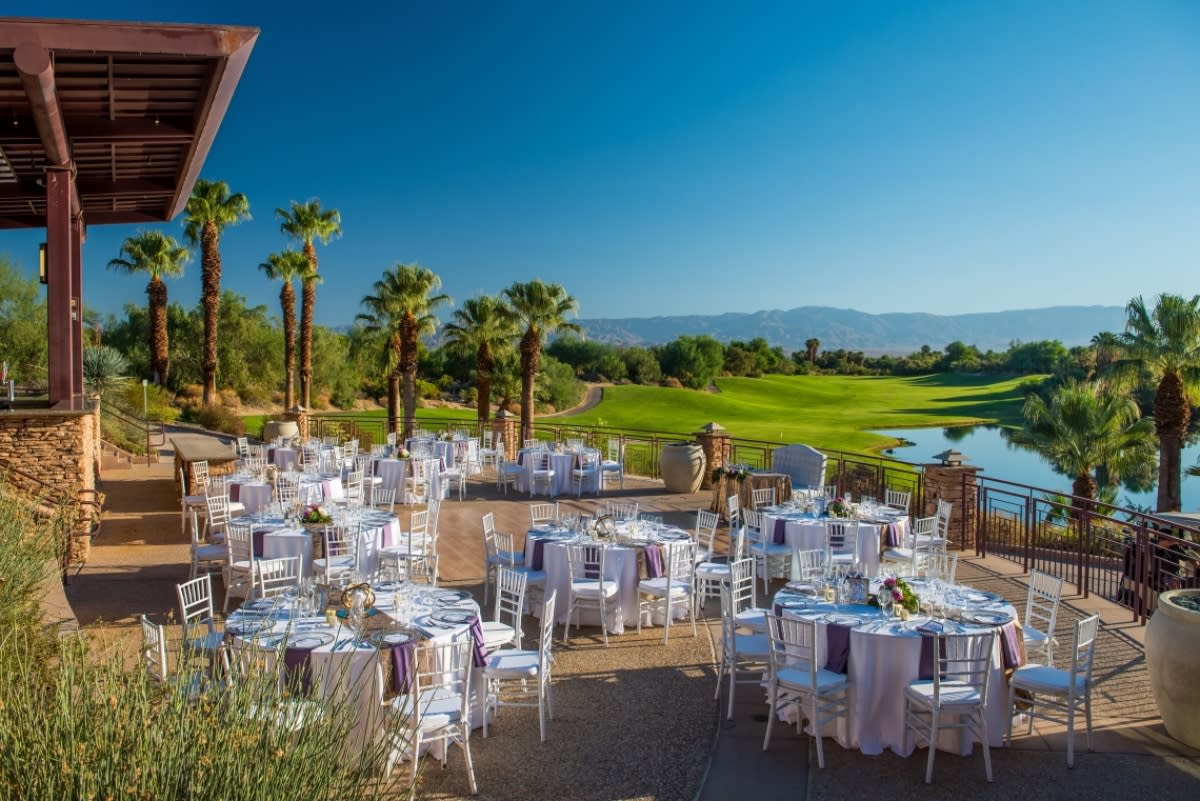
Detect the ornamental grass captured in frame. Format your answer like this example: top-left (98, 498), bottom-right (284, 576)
top-left (0, 483), bottom-right (409, 801)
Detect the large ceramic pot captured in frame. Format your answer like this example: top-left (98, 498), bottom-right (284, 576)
top-left (661, 441), bottom-right (706, 493)
top-left (263, 420), bottom-right (299, 442)
top-left (1146, 589), bottom-right (1200, 748)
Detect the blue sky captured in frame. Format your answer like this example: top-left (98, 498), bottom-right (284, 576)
top-left (5, 1), bottom-right (1200, 327)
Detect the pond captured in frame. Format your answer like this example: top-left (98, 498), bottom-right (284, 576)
top-left (872, 425), bottom-right (1200, 513)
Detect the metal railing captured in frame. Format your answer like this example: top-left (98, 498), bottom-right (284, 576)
top-left (0, 457), bottom-right (103, 581)
top-left (99, 400), bottom-right (165, 465)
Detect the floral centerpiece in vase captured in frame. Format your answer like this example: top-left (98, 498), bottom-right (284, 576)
top-left (396, 447), bottom-right (410, 459)
top-left (301, 503), bottom-right (333, 528)
top-left (827, 496), bottom-right (853, 518)
top-left (711, 463), bottom-right (751, 484)
top-left (869, 575), bottom-right (919, 615)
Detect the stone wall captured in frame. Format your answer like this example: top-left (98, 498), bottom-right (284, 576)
top-left (923, 464), bottom-right (980, 549)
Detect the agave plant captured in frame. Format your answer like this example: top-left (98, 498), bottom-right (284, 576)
top-left (82, 345), bottom-right (130, 398)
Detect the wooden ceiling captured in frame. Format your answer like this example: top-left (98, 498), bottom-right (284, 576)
top-left (0, 18), bottom-right (258, 229)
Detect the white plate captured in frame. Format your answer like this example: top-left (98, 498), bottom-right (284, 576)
top-left (433, 589), bottom-right (472, 605)
top-left (963, 590), bottom-right (1002, 604)
top-left (288, 632), bottom-right (334, 650)
top-left (367, 631), bottom-right (413, 647)
top-left (430, 610), bottom-right (475, 626)
top-left (961, 610), bottom-right (1012, 626)
top-left (658, 530), bottom-right (690, 541)
top-left (823, 614), bottom-right (865, 627)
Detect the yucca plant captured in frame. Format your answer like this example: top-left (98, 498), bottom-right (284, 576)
top-left (83, 345), bottom-right (131, 398)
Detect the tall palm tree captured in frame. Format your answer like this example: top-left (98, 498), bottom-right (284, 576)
top-left (183, 179), bottom-right (250, 405)
top-left (276, 199), bottom-right (341, 409)
top-left (1011, 380), bottom-right (1156, 512)
top-left (1111, 294), bottom-right (1200, 511)
top-left (805, 337), bottom-right (820, 364)
top-left (1091, 331), bottom-right (1123, 375)
top-left (258, 250), bottom-right (313, 410)
top-left (502, 280), bottom-right (580, 443)
top-left (358, 264), bottom-right (450, 437)
top-left (107, 231), bottom-right (190, 387)
top-left (443, 295), bottom-right (515, 427)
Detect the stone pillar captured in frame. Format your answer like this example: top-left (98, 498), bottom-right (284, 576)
top-left (693, 422), bottom-right (731, 491)
top-left (288, 406), bottom-right (309, 442)
top-left (923, 464), bottom-right (981, 549)
top-left (493, 409), bottom-right (518, 462)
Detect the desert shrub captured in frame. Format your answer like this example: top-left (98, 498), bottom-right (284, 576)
top-left (176, 383), bottom-right (204, 411)
top-left (115, 381), bottom-right (180, 423)
top-left (218, 388), bottom-right (242, 409)
top-left (239, 384), bottom-right (273, 407)
top-left (416, 379), bottom-right (441, 400)
top-left (187, 404), bottom-right (246, 437)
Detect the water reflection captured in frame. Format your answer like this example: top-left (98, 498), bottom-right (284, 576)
top-left (874, 424), bottom-right (1200, 512)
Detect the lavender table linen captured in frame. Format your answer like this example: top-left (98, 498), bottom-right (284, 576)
top-left (999, 620), bottom-right (1024, 669)
top-left (886, 522), bottom-right (903, 547)
top-left (468, 616), bottom-right (488, 668)
top-left (773, 517), bottom-right (787, 545)
top-left (283, 644), bottom-right (315, 694)
top-left (825, 622), bottom-right (852, 674)
top-left (644, 544), bottom-right (663, 578)
top-left (390, 640), bottom-right (416, 694)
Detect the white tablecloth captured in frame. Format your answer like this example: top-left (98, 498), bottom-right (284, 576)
top-left (228, 479), bottom-right (272, 515)
top-left (772, 587), bottom-right (1015, 757)
top-left (375, 458), bottom-right (445, 503)
top-left (515, 450), bottom-right (578, 496)
top-left (255, 511), bottom-right (402, 577)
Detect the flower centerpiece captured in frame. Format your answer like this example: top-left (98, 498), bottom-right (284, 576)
top-left (397, 447), bottom-right (411, 459)
top-left (827, 496), bottom-right (853, 518)
top-left (712, 463), bottom-right (751, 484)
top-left (869, 575), bottom-right (919, 614)
top-left (301, 503), bottom-right (333, 526)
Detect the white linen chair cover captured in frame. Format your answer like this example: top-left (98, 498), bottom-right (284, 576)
top-left (771, 444), bottom-right (827, 493)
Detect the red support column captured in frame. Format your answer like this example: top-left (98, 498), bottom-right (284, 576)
top-left (71, 214), bottom-right (84, 400)
top-left (46, 167), bottom-right (74, 406)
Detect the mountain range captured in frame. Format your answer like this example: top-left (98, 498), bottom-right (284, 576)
top-left (575, 305), bottom-right (1127, 355)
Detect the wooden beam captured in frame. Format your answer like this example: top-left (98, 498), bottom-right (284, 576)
top-left (46, 167), bottom-right (73, 405)
top-left (0, 19), bottom-right (259, 58)
top-left (14, 42), bottom-right (70, 167)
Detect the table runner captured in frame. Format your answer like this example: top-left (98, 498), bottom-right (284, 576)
top-left (283, 643), bottom-right (316, 694)
top-left (644, 544), bottom-right (663, 578)
top-left (390, 640), bottom-right (416, 694)
top-left (825, 623), bottom-right (852, 673)
top-left (468, 617), bottom-right (488, 667)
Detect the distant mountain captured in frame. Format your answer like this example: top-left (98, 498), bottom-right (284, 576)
top-left (576, 305), bottom-right (1126, 355)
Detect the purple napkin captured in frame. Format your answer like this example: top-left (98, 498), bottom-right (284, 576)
top-left (252, 529), bottom-right (268, 558)
top-left (283, 645), bottom-right (314, 694)
top-left (229, 483), bottom-right (241, 502)
top-left (321, 479), bottom-right (332, 497)
top-left (468, 616), bottom-right (488, 667)
top-left (917, 622), bottom-right (944, 680)
top-left (887, 522), bottom-right (902, 547)
top-left (390, 640), bottom-right (416, 694)
top-left (1000, 621), bottom-right (1024, 669)
top-left (530, 537), bottom-right (547, 571)
top-left (517, 452), bottom-right (525, 466)
top-left (644, 544), bottom-right (663, 578)
top-left (773, 517), bottom-right (787, 545)
top-left (824, 622), bottom-right (851, 674)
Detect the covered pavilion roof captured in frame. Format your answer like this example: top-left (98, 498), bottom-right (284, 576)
top-left (0, 17), bottom-right (258, 229)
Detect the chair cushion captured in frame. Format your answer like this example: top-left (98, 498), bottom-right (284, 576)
top-left (228, 501), bottom-right (246, 514)
top-left (1023, 627), bottom-right (1049, 643)
top-left (882, 548), bottom-right (913, 561)
top-left (638, 577), bottom-right (691, 596)
top-left (188, 630), bottom-right (225, 652)
top-left (313, 557), bottom-right (354, 570)
top-left (514, 568), bottom-right (547, 585)
top-left (1011, 664), bottom-right (1087, 694)
top-left (903, 680), bottom-right (982, 708)
top-left (481, 620), bottom-right (516, 648)
top-left (194, 544), bottom-right (227, 561)
top-left (695, 562), bottom-right (731, 579)
top-left (389, 687), bottom-right (463, 731)
top-left (485, 649), bottom-right (540, 678)
top-left (734, 607), bottom-right (770, 631)
top-left (570, 579), bottom-right (618, 597)
top-left (733, 631), bottom-right (771, 658)
top-left (750, 542), bottom-right (791, 556)
top-left (776, 664), bottom-right (847, 692)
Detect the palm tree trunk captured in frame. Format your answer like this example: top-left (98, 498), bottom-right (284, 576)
top-left (400, 312), bottom-right (418, 440)
top-left (281, 283), bottom-right (296, 409)
top-left (388, 332), bottom-right (402, 435)
top-left (299, 240), bottom-right (319, 409)
top-left (476, 341), bottom-right (493, 427)
top-left (1072, 472), bottom-right (1097, 515)
top-left (147, 278), bottom-right (169, 387)
top-left (1154, 371), bottom-right (1191, 512)
top-left (200, 221), bottom-right (221, 405)
top-left (519, 328), bottom-right (540, 443)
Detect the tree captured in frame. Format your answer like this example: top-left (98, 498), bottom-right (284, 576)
top-left (443, 295), bottom-right (514, 427)
top-left (0, 257), bottom-right (48, 386)
top-left (1010, 379), bottom-right (1156, 512)
top-left (502, 280), bottom-right (580, 442)
top-left (183, 178), bottom-right (250, 405)
top-left (659, 335), bottom-right (725, 389)
top-left (276, 199), bottom-right (341, 409)
top-left (107, 231), bottom-right (189, 386)
top-left (258, 250), bottom-right (312, 409)
top-left (805, 337), bottom-right (820, 364)
top-left (1112, 294), bottom-right (1200, 512)
top-left (359, 264), bottom-right (450, 437)
top-left (1091, 331), bottom-right (1123, 375)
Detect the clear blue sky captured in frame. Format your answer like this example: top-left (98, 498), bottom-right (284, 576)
top-left (6, 1), bottom-right (1200, 328)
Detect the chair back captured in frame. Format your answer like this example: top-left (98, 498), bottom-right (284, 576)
top-left (176, 574), bottom-right (215, 630)
top-left (728, 522), bottom-right (747, 561)
top-left (911, 515), bottom-right (936, 540)
top-left (226, 520), bottom-right (253, 563)
top-left (494, 530), bottom-right (519, 567)
top-left (140, 614), bottom-right (169, 683)
top-left (752, 486), bottom-right (776, 509)
top-left (1067, 614), bottom-right (1101, 686)
top-left (823, 484), bottom-right (837, 501)
top-left (539, 591), bottom-right (557, 674)
top-left (191, 460), bottom-right (211, 493)
top-left (768, 614), bottom-right (820, 685)
top-left (236, 437), bottom-right (251, 458)
top-left (530, 502), bottom-right (559, 526)
top-left (885, 488), bottom-right (911, 512)
top-left (256, 556), bottom-right (301, 598)
top-left (664, 539), bottom-right (696, 584)
top-left (728, 557), bottom-right (757, 613)
top-left (741, 508), bottom-right (762, 543)
top-left (494, 566), bottom-right (528, 648)
top-left (482, 513), bottom-right (498, 565)
top-left (1026, 569), bottom-right (1064, 637)
top-left (373, 487), bottom-right (396, 511)
top-left (275, 474), bottom-right (299, 509)
top-left (726, 494), bottom-right (740, 521)
top-left (325, 524), bottom-right (358, 561)
top-left (695, 510), bottom-right (718, 559)
top-left (205, 492), bottom-right (231, 534)
top-left (925, 551), bottom-right (958, 582)
top-left (929, 630), bottom-right (995, 704)
top-left (826, 521), bottom-right (858, 558)
top-left (606, 439), bottom-right (624, 463)
top-left (523, 438), bottom-right (542, 450)
top-left (566, 543), bottom-right (606, 582)
top-left (604, 500), bottom-right (638, 521)
top-left (795, 548), bottom-right (826, 580)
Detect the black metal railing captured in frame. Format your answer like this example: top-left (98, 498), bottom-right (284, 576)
top-left (99, 400), bottom-right (165, 465)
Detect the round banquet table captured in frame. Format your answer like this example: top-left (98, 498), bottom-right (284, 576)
top-left (770, 580), bottom-right (1021, 757)
top-left (760, 508), bottom-right (910, 578)
top-left (515, 449), bottom-right (579, 496)
top-left (225, 587), bottom-right (488, 755)
top-left (245, 510), bottom-right (403, 578)
top-left (374, 458), bottom-right (445, 503)
top-left (227, 477), bottom-right (272, 515)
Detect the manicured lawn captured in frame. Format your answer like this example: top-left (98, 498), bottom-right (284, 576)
top-left (558, 373), bottom-right (1038, 453)
top-left (242, 406), bottom-right (478, 438)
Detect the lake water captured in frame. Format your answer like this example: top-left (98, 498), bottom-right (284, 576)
top-left (872, 425), bottom-right (1200, 513)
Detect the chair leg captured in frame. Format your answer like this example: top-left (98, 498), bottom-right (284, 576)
top-left (1084, 691), bottom-right (1094, 753)
top-left (979, 714), bottom-right (993, 782)
top-left (763, 683), bottom-right (776, 750)
top-left (812, 695), bottom-right (825, 769)
top-left (538, 688), bottom-right (547, 742)
top-left (1005, 683), bottom-right (1015, 746)
top-left (461, 733), bottom-right (478, 795)
top-left (1066, 702), bottom-right (1075, 768)
top-left (924, 713), bottom-right (939, 783)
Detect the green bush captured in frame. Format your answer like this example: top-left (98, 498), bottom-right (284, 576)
top-left (187, 404), bottom-right (247, 437)
top-left (115, 382), bottom-right (180, 423)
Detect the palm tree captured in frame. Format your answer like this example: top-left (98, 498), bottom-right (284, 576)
top-left (258, 250), bottom-right (313, 410)
top-left (276, 199), bottom-right (341, 409)
top-left (358, 264), bottom-right (450, 437)
top-left (1010, 380), bottom-right (1156, 512)
top-left (1091, 331), bottom-right (1122, 375)
top-left (107, 231), bottom-right (189, 387)
top-left (502, 280), bottom-right (580, 443)
top-left (443, 295), bottom-right (515, 428)
top-left (1111, 294), bottom-right (1200, 511)
top-left (805, 337), bottom-right (820, 364)
top-left (183, 179), bottom-right (250, 405)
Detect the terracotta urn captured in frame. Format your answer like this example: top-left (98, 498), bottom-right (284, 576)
top-left (660, 441), bottom-right (706, 493)
top-left (1146, 589), bottom-right (1200, 748)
